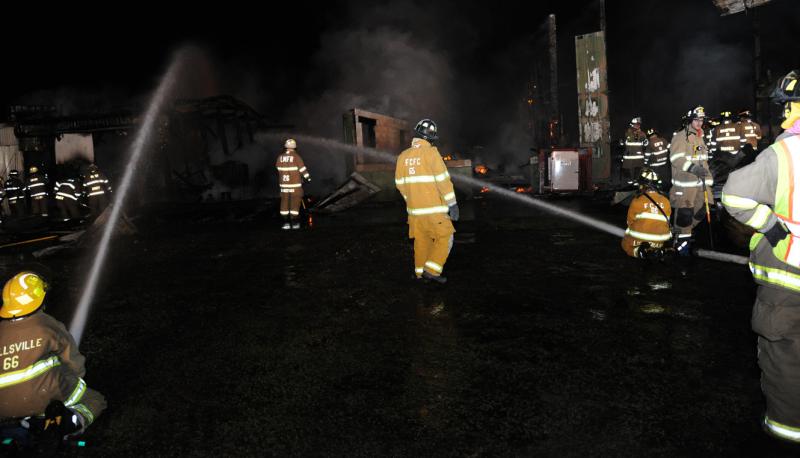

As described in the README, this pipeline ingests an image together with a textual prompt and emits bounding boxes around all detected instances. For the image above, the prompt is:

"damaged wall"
[0,125,24,178]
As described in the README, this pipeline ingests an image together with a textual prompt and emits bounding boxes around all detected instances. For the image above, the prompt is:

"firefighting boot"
[674,233,693,257]
[422,271,447,284]
[661,246,677,260]
[32,400,81,454]
[281,217,291,230]
[636,243,665,261]
[291,219,301,230]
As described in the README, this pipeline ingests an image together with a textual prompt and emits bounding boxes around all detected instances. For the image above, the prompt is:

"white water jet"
[259,133,753,264]
[258,133,625,238]
[69,52,185,344]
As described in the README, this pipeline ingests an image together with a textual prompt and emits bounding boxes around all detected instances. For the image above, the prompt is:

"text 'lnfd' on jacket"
[276,150,309,190]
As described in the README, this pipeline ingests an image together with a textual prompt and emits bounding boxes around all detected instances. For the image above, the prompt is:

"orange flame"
[480,186,490,193]
[474,165,488,175]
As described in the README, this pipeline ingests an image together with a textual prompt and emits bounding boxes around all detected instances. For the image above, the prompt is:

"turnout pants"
[30,196,47,216]
[409,214,455,278]
[56,197,81,219]
[669,185,708,237]
[717,152,743,170]
[753,286,800,432]
[650,165,671,192]
[621,164,643,186]
[89,194,108,216]
[280,188,303,221]
[7,199,23,217]
[0,377,106,428]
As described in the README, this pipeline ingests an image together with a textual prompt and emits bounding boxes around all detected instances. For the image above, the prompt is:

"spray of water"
[69,53,184,344]
[258,133,625,238]
[259,133,753,264]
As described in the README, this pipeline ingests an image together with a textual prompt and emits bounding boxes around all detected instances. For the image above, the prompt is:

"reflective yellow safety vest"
[721,134,800,291]
[760,135,800,268]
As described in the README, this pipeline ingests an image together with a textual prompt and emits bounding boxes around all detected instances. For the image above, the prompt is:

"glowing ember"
[474,165,488,175]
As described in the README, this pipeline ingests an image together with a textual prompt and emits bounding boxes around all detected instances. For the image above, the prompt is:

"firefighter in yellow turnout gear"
[622,169,672,259]
[276,138,310,230]
[0,272,106,436]
[722,70,800,444]
[395,119,459,284]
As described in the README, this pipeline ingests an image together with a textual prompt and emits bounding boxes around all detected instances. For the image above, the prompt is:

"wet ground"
[13,194,800,456]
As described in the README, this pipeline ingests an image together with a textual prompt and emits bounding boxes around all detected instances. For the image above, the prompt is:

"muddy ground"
[8,194,800,457]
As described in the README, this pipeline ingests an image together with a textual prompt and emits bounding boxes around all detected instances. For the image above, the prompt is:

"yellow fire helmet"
[284,138,297,150]
[0,272,48,319]
[29,166,38,174]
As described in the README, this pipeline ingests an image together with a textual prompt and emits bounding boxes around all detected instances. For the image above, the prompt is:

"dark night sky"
[2,0,799,164]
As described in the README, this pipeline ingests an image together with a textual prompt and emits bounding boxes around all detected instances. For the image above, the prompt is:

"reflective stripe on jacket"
[0,312,88,419]
[83,172,110,197]
[395,138,457,216]
[711,122,746,155]
[670,127,713,188]
[722,132,800,292]
[54,180,79,200]
[740,120,762,148]
[26,174,48,198]
[622,127,646,163]
[624,190,672,243]
[644,136,669,167]
[275,150,309,189]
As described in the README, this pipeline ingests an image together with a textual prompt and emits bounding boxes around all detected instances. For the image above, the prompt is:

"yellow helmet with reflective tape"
[0,272,48,319]
[284,138,297,150]
[638,167,659,187]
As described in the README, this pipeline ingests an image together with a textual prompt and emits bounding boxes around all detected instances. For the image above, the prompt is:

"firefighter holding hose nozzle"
[621,168,672,260]
[0,272,106,440]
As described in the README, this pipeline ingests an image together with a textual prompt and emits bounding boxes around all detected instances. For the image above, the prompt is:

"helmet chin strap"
[787,117,800,135]
[783,102,800,132]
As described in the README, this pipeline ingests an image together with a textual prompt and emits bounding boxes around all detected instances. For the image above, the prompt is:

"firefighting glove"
[764,221,789,248]
[687,164,708,178]
[448,203,460,222]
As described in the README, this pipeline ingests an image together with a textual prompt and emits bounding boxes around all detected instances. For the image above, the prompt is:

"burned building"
[5,96,285,207]
[341,108,472,202]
